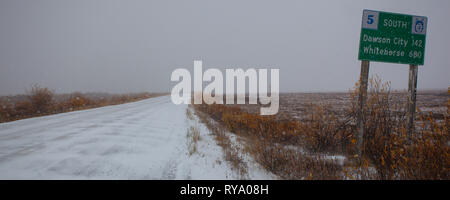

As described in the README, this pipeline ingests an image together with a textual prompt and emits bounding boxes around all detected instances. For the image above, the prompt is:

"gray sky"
[0,0,449,95]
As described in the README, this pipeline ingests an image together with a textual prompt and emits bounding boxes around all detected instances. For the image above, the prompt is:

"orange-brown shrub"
[68,93,94,110]
[249,139,343,180]
[299,104,355,154]
[348,78,449,180]
[194,103,344,179]
[27,85,53,114]
[0,86,165,123]
[193,78,449,180]
[196,103,301,144]
[13,101,34,117]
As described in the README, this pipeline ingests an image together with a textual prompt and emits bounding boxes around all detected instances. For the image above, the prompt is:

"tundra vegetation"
[193,78,449,180]
[0,84,165,123]
[186,126,201,155]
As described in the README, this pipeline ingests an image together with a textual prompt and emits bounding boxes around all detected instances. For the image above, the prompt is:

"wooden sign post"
[357,60,369,157]
[357,10,427,158]
[407,65,418,141]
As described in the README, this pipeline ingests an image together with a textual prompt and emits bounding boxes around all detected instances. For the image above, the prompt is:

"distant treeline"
[0,85,166,123]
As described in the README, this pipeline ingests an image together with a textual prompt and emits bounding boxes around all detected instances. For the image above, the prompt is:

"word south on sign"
[358,10,427,65]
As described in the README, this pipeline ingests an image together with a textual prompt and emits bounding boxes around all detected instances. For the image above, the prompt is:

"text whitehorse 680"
[170,60,280,115]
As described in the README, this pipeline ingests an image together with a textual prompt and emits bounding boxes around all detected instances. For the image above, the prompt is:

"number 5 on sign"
[362,10,379,30]
[367,15,374,24]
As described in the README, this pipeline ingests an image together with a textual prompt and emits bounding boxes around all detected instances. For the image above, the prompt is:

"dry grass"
[0,85,165,123]
[248,139,343,180]
[186,126,201,155]
[349,79,449,179]
[194,103,343,179]
[193,78,449,180]
[186,108,194,120]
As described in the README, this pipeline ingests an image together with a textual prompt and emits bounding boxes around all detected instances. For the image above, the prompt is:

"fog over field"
[0,0,449,95]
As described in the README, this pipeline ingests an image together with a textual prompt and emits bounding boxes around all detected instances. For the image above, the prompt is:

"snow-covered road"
[0,96,191,179]
[0,96,274,180]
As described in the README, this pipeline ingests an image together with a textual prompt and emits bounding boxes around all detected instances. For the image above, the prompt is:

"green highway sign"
[358,10,428,65]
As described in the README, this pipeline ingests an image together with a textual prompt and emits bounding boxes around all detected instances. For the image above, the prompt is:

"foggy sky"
[0,0,449,95]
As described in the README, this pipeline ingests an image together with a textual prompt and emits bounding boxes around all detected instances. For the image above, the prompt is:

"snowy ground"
[184,107,277,180]
[0,96,274,180]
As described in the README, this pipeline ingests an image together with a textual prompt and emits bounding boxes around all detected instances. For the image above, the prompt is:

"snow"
[0,96,274,180]
[184,107,277,180]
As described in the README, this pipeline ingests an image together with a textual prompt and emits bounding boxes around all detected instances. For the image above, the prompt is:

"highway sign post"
[357,10,428,157]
